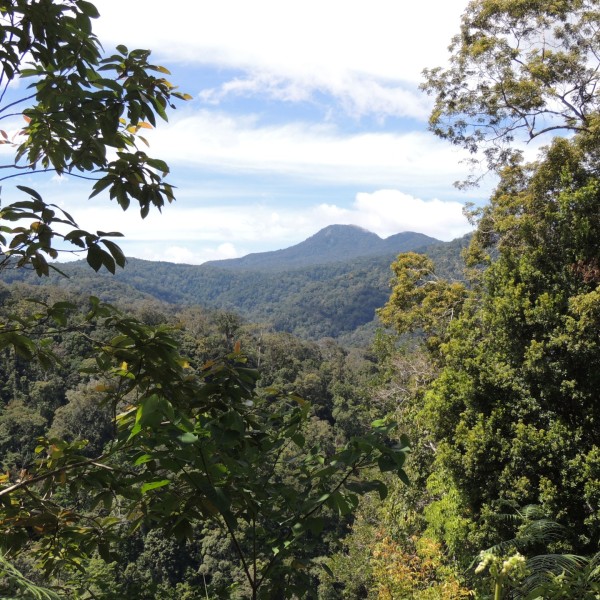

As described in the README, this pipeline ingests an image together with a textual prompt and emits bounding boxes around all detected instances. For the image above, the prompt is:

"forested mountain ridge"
[0,229,469,341]
[204,225,439,271]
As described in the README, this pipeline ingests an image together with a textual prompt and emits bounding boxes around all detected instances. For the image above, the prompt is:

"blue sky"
[5,0,499,264]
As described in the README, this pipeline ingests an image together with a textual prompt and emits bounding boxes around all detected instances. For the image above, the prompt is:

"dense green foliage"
[422,134,600,557]
[322,135,600,596]
[0,283,408,598]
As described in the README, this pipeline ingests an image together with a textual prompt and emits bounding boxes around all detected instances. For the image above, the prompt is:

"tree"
[416,134,600,571]
[0,0,190,277]
[422,0,600,181]
[377,252,467,355]
[372,1,600,587]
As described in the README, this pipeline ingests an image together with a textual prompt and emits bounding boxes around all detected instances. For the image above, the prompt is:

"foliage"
[328,2,600,597]
[0,0,189,276]
[377,252,467,354]
[374,1,600,582]
[412,2,600,569]
[0,301,409,597]
[420,137,600,564]
[475,550,529,600]
[472,506,600,600]
[518,552,600,599]
[371,535,472,599]
[0,0,189,378]
[0,237,470,342]
[422,0,600,181]
[0,550,61,599]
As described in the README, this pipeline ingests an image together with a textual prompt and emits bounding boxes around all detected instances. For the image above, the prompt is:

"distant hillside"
[204,225,439,271]
[0,227,470,342]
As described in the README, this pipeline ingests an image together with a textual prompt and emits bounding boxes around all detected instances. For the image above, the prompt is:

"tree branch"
[0,454,111,499]
[0,169,100,183]
[0,94,36,116]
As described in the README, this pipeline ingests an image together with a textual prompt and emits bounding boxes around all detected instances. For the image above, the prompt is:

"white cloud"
[198,71,429,120]
[351,189,470,239]
[94,0,466,81]
[2,1,480,266]
[307,191,471,241]
[59,187,470,264]
[199,74,314,105]
[131,242,240,264]
[144,109,475,193]
[93,0,468,119]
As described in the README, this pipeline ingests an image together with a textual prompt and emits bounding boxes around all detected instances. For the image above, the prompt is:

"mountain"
[0,227,470,342]
[204,225,439,271]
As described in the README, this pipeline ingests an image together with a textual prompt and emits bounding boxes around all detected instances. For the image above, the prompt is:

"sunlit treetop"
[422,0,600,184]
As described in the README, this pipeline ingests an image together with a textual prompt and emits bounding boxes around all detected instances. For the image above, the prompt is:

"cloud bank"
[60,187,472,264]
[93,0,467,119]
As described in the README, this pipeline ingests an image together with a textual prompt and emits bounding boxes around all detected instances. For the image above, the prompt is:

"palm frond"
[0,553,61,600]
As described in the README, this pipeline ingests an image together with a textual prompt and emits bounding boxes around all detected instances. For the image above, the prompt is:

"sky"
[5,0,497,264]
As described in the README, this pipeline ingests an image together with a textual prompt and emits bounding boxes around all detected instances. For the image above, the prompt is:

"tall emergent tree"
[389,0,600,580]
[0,2,410,597]
[419,136,600,558]
[422,0,600,180]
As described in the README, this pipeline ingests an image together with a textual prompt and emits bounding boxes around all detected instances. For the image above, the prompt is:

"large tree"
[422,0,600,181]
[358,0,600,591]
[420,135,600,558]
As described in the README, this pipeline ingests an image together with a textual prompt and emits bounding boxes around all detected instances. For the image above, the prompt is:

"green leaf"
[397,469,410,485]
[377,453,397,473]
[101,239,126,268]
[134,453,153,466]
[89,177,112,199]
[78,0,100,18]
[291,433,305,448]
[221,410,245,434]
[321,562,334,578]
[141,479,170,494]
[16,185,43,201]
[86,244,103,271]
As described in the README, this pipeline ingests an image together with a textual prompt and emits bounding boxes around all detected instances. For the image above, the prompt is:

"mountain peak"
[204,224,440,271]
[304,224,380,245]
[315,224,373,234]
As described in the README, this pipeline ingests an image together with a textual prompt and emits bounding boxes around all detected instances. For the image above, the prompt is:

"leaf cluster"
[422,0,600,180]
[0,0,190,273]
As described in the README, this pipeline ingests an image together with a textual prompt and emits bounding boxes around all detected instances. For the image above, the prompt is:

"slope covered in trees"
[0,282,397,598]
[0,231,469,341]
